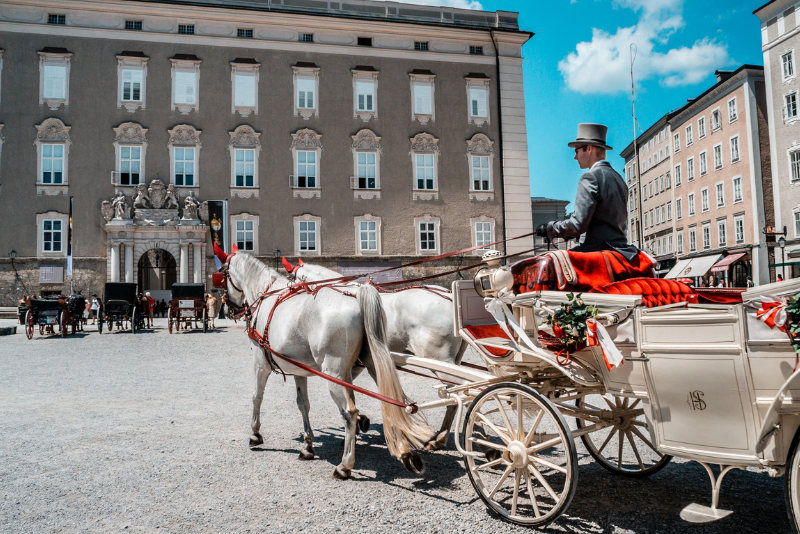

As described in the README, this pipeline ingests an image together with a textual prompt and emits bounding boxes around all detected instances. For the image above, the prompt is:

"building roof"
[754,0,779,15]
[531,197,569,205]
[129,0,531,34]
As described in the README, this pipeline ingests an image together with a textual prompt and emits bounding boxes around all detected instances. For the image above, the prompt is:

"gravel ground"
[0,317,793,534]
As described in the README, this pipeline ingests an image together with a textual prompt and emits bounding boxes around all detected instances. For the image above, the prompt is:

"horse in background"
[285,258,469,450]
[220,250,431,478]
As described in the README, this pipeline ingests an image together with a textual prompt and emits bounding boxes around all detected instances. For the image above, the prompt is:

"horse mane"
[232,253,287,299]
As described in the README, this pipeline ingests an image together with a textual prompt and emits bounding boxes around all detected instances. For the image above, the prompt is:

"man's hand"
[535,223,548,238]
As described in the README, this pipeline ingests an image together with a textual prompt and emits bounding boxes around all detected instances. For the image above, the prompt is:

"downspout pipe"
[490,30,507,255]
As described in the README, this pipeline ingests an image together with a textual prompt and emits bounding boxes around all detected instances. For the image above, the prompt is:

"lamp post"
[273,248,281,270]
[8,249,28,295]
[780,236,787,281]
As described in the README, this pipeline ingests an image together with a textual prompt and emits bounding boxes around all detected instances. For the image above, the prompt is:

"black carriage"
[22,295,81,339]
[167,283,208,333]
[99,282,140,334]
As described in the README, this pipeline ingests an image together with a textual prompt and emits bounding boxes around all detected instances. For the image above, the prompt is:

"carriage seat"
[510,250,656,294]
[592,278,744,307]
[461,324,512,358]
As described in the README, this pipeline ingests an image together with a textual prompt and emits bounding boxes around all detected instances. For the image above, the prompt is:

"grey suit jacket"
[547,161,638,260]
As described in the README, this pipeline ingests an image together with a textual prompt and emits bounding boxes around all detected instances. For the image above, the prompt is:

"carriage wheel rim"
[463,383,577,526]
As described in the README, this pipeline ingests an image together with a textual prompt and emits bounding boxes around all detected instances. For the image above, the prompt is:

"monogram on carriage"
[210,123,800,531]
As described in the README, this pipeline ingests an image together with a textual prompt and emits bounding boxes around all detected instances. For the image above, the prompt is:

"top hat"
[568,123,613,151]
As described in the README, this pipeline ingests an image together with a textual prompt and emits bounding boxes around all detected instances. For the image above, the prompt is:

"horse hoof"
[400,453,426,475]
[357,415,370,434]
[425,432,449,451]
[333,467,351,479]
[249,434,264,448]
[298,449,315,460]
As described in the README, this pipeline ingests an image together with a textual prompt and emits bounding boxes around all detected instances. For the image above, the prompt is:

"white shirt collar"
[591,159,608,170]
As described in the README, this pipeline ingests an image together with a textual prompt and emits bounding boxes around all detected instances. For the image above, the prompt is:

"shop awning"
[665,259,692,279]
[665,254,723,279]
[710,253,747,272]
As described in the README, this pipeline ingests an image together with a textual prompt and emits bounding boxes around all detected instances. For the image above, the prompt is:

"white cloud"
[559,0,730,94]
[385,0,483,9]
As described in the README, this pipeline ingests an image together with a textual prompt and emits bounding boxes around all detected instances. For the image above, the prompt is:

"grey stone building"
[0,0,534,304]
[530,196,569,250]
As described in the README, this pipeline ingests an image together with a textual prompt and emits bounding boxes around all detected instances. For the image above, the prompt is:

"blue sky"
[395,0,764,210]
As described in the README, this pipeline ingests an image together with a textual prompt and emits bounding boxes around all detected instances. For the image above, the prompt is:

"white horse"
[222,251,431,478]
[285,259,469,450]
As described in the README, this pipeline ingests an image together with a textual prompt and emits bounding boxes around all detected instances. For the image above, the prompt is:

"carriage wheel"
[462,383,578,527]
[202,309,208,333]
[575,394,671,477]
[131,307,137,334]
[25,311,34,340]
[168,310,174,334]
[785,428,800,533]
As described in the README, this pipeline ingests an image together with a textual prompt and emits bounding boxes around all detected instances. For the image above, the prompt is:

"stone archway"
[137,248,177,303]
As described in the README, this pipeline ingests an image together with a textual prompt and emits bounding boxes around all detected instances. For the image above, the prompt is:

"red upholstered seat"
[593,278,697,307]
[462,324,512,358]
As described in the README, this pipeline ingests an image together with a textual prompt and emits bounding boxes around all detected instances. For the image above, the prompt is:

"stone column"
[110,244,120,282]
[124,244,134,283]
[193,244,202,283]
[180,243,188,283]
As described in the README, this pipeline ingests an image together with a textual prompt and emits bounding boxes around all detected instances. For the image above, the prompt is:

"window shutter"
[470,87,486,117]
[176,71,195,104]
[44,65,66,99]
[414,83,432,115]
[234,74,255,107]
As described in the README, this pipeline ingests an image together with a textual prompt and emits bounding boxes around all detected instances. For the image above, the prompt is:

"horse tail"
[357,284,431,458]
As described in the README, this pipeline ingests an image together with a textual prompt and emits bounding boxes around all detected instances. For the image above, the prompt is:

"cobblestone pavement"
[0,318,793,533]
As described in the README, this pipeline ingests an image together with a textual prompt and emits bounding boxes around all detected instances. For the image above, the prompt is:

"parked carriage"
[22,295,82,339]
[99,282,140,334]
[167,283,208,333]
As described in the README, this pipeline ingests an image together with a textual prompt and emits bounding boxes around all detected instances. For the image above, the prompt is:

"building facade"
[530,196,569,251]
[0,0,534,304]
[756,0,800,279]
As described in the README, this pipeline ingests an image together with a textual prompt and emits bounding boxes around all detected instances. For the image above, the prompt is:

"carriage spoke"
[630,424,660,454]
[617,430,624,469]
[489,465,515,500]
[476,413,512,444]
[517,394,524,441]
[524,469,541,518]
[603,396,618,411]
[474,457,505,472]
[493,394,517,439]
[528,454,568,474]
[511,470,522,517]
[527,436,564,454]
[628,398,641,411]
[527,464,559,502]
[471,437,508,452]
[626,430,645,470]
[524,409,545,446]
[596,427,618,455]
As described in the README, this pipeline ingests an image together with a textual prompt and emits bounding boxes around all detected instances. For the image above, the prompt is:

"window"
[730,135,740,163]
[676,198,682,220]
[413,82,433,117]
[237,28,253,38]
[667,202,672,220]
[178,24,194,34]
[410,70,436,124]
[699,151,707,175]
[686,124,693,146]
[674,132,680,152]
[644,212,648,228]
[356,152,376,189]
[678,232,684,254]
[470,46,483,55]
[35,118,71,193]
[297,78,315,110]
[299,221,317,251]
[300,33,314,42]
[711,109,721,131]
[48,14,65,25]
[714,144,723,170]
[356,80,375,112]
[716,182,724,207]
[359,220,378,252]
[234,149,255,187]
[687,157,695,181]
[125,20,142,30]
[735,216,745,243]
[231,59,260,117]
[39,48,72,109]
[173,147,195,186]
[420,221,436,250]
[293,63,319,119]
[121,68,142,102]
[472,156,491,191]
[474,221,493,250]
[357,37,372,47]
[171,55,201,114]
[728,98,738,122]
[112,122,147,187]
[688,193,695,215]
[350,129,381,199]
[689,227,697,252]
[791,148,800,181]
[784,51,795,79]
[795,211,800,237]
[703,223,711,249]
[415,41,429,51]
[235,220,254,251]
[119,146,142,186]
[733,176,742,203]
[675,164,682,186]
[649,182,653,197]
[718,220,727,247]
[787,92,798,120]
[470,87,487,118]
[661,204,666,222]
[116,53,148,112]
[698,117,706,139]
[660,176,665,192]
[296,150,316,188]
[41,144,64,184]
[701,188,709,212]
[415,154,435,190]
[42,219,63,252]
[168,127,201,188]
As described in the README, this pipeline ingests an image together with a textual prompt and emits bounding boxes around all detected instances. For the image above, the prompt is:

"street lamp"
[780,236,787,281]
[273,248,281,270]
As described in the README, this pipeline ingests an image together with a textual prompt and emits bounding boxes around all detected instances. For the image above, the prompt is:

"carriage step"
[680,503,733,523]
[0,326,18,336]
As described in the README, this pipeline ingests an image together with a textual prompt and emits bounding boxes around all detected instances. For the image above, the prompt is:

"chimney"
[715,70,733,83]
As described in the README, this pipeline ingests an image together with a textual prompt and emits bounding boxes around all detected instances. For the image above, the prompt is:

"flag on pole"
[66,196,73,276]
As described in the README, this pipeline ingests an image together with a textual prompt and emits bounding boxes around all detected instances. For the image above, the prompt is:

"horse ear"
[298,258,305,266]
[281,257,296,273]
[213,242,229,263]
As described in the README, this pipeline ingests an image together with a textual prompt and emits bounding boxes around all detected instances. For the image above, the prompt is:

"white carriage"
[391,259,800,530]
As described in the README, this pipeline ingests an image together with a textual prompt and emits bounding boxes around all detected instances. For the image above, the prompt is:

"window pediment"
[351,129,381,152]
[410,132,439,153]
[36,118,72,144]
[228,124,261,149]
[466,133,494,155]
[114,122,148,145]
[291,128,322,150]
[168,124,202,147]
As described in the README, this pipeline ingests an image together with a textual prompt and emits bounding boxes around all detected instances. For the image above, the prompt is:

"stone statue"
[100,200,113,222]
[198,201,208,222]
[165,184,180,210]
[148,180,168,209]
[183,190,199,220]
[111,191,128,219]
[132,183,151,209]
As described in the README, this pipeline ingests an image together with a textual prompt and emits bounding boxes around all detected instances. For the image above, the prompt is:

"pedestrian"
[717,278,726,288]
[90,294,99,325]
[145,292,154,328]
[778,274,785,282]
[746,276,755,288]
[219,294,226,320]
[206,293,218,329]
[84,297,91,325]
